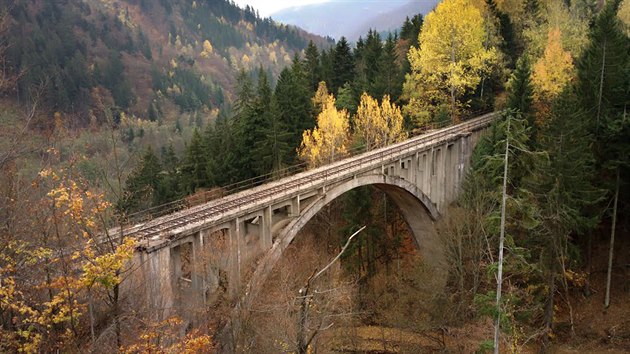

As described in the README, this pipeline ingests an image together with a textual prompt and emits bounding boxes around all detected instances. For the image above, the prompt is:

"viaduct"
[117,112,498,319]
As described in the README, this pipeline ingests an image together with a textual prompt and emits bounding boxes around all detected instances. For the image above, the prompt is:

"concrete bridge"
[122,112,497,319]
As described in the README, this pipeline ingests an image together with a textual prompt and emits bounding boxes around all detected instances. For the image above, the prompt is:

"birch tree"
[299,94,350,168]
[402,0,498,122]
[353,93,406,151]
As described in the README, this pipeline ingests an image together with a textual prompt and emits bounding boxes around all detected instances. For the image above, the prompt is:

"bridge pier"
[262,206,272,249]
[229,218,242,296]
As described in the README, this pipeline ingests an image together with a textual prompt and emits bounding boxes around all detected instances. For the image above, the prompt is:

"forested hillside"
[2,0,331,126]
[1,0,630,353]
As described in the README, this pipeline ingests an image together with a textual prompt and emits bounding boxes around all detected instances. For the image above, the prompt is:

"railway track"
[114,112,498,242]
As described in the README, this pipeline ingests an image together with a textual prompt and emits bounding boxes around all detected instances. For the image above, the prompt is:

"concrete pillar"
[419,152,428,194]
[429,147,438,204]
[262,206,272,249]
[410,153,418,185]
[459,134,472,197]
[198,230,207,304]
[143,248,174,320]
[291,195,301,217]
[444,143,453,204]
[438,144,448,211]
[192,233,203,305]
[229,218,242,296]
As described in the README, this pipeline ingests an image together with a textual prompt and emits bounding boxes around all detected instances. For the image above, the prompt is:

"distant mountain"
[271,0,439,41]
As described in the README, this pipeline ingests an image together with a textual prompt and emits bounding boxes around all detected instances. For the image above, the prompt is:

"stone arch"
[242,174,444,308]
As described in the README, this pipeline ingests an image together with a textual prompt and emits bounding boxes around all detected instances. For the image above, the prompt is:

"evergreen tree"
[205,113,241,187]
[319,47,335,90]
[117,147,163,215]
[576,0,629,133]
[400,14,423,48]
[181,129,208,193]
[332,37,355,94]
[336,82,358,115]
[274,60,314,163]
[400,17,414,41]
[249,67,275,177]
[506,56,535,143]
[304,40,321,90]
[232,68,257,181]
[375,33,402,101]
[254,98,293,178]
[521,90,602,338]
[486,0,517,66]
[363,30,383,85]
[158,144,183,205]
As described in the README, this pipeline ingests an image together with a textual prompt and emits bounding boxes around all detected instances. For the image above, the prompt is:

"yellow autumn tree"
[200,39,213,58]
[312,81,329,114]
[532,27,574,101]
[354,93,407,151]
[402,0,497,123]
[299,94,350,168]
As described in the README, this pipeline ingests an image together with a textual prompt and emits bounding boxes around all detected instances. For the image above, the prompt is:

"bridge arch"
[242,174,445,308]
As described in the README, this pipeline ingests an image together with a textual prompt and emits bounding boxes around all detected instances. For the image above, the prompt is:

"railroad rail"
[112,112,498,246]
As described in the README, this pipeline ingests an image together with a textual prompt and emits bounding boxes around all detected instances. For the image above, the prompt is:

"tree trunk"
[544,255,556,347]
[114,282,121,348]
[494,115,510,354]
[89,295,95,346]
[596,38,607,131]
[297,281,311,354]
[605,168,620,308]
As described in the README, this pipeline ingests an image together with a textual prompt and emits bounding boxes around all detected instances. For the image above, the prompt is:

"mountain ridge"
[271,0,439,41]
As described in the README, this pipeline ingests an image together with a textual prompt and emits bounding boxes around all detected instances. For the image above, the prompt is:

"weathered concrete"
[119,113,497,319]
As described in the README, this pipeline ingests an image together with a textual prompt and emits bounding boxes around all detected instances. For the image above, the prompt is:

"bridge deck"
[113,113,497,251]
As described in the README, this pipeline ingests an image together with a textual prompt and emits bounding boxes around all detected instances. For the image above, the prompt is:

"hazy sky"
[232,0,329,17]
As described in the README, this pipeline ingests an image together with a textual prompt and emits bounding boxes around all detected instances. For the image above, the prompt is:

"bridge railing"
[118,109,497,231]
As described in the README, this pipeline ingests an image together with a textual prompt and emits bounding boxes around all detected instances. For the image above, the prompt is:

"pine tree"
[206,113,241,187]
[157,144,183,205]
[486,0,517,66]
[576,0,629,133]
[506,56,534,116]
[335,82,357,115]
[117,147,163,215]
[304,40,321,90]
[332,37,355,94]
[521,89,602,338]
[506,56,536,143]
[255,98,293,178]
[375,33,402,101]
[319,48,334,90]
[181,129,208,193]
[274,59,314,163]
